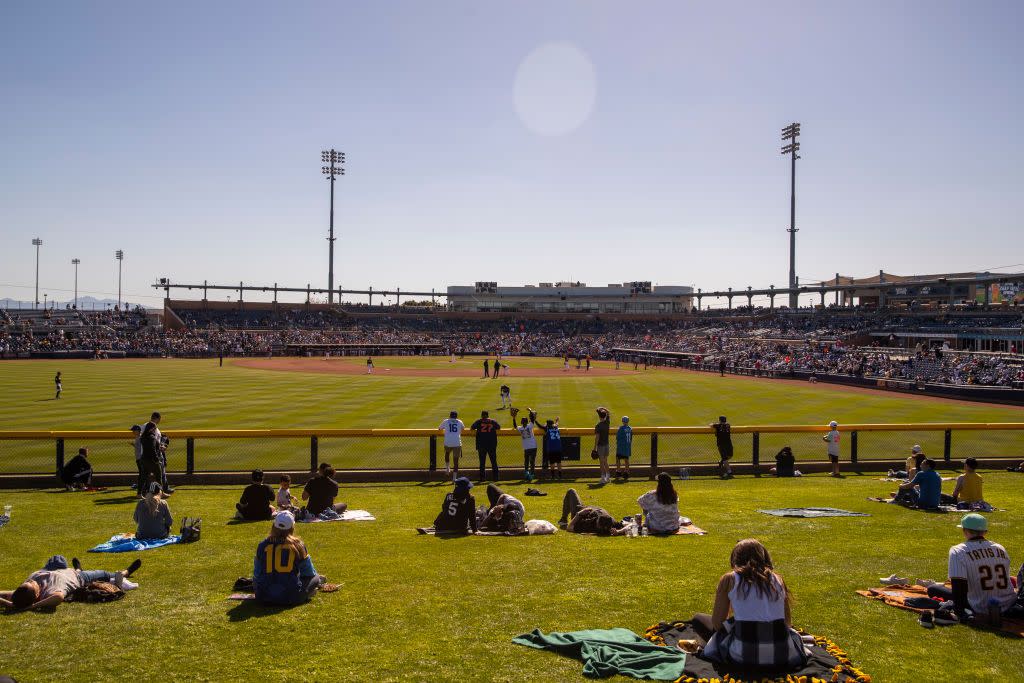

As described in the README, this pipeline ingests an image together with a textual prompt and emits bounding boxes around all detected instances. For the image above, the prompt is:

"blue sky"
[1,1,1022,308]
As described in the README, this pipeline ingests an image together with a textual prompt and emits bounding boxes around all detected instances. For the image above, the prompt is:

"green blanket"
[512,627,686,680]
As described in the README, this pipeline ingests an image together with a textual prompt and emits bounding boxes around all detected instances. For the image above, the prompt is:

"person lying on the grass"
[557,488,628,535]
[638,472,680,534]
[693,539,808,670]
[770,446,796,477]
[478,484,525,533]
[896,458,942,509]
[302,463,348,516]
[254,511,324,605]
[61,447,93,491]
[951,458,985,505]
[0,558,139,611]
[236,469,276,521]
[433,477,478,534]
[1007,461,1024,473]
[926,513,1024,622]
[134,479,172,540]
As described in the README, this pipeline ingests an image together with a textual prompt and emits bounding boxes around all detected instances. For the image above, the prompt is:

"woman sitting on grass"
[134,479,173,540]
[254,511,323,605]
[694,539,808,671]
[637,472,680,534]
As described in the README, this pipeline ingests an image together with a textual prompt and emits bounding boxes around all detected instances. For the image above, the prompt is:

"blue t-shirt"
[253,538,316,605]
[616,425,633,457]
[910,469,942,509]
[543,426,562,453]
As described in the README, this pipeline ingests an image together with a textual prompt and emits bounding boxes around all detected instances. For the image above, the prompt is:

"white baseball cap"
[829,420,838,428]
[273,510,295,530]
[912,444,922,453]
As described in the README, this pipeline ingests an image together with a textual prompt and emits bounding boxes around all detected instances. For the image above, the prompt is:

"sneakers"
[113,572,139,591]
[918,611,934,628]
[934,609,959,626]
[880,574,910,585]
[916,578,941,588]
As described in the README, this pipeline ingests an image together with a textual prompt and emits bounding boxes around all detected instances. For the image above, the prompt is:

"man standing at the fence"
[439,411,465,481]
[140,412,165,494]
[470,410,501,482]
[711,416,733,479]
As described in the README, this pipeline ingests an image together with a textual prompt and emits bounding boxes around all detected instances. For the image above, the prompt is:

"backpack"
[180,517,202,543]
[69,581,125,603]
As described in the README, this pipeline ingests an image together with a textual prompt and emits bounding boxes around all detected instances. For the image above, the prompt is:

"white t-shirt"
[825,429,840,456]
[439,418,465,448]
[517,424,537,450]
[727,572,787,622]
[637,491,680,533]
[948,538,1017,614]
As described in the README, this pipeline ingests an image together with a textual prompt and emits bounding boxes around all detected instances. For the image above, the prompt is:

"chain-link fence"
[1,425,1021,476]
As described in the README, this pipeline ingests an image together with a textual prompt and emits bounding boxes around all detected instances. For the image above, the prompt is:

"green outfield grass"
[0,357,1022,473]
[1,474,1022,682]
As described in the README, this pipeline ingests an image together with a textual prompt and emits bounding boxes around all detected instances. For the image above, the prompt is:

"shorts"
[444,446,462,458]
[547,451,563,464]
[717,443,733,460]
[828,454,839,463]
[616,452,631,460]
[596,444,610,459]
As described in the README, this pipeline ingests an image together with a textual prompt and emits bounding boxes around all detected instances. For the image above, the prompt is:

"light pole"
[115,250,124,309]
[780,122,801,309]
[71,259,81,308]
[32,238,43,309]
[321,149,345,304]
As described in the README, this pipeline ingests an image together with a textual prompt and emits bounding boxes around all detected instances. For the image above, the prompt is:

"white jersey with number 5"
[948,538,1017,613]
[439,418,465,448]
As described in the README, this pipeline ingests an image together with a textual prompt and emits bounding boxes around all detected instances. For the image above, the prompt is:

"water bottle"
[987,598,1002,628]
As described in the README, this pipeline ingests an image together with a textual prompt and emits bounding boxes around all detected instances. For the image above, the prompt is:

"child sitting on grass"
[276,474,298,512]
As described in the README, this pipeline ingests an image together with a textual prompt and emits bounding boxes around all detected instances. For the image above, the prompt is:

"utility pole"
[321,149,345,304]
[115,250,124,309]
[72,258,81,308]
[32,238,43,309]
[780,122,801,309]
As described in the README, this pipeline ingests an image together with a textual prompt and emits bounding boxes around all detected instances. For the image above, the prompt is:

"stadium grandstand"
[4,280,1023,394]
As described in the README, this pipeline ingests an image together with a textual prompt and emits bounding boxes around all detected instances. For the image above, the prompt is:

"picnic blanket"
[89,533,182,553]
[643,621,872,683]
[417,527,527,536]
[856,584,1024,637]
[758,507,869,518]
[865,498,1000,513]
[513,627,687,681]
[877,477,955,482]
[0,514,9,529]
[298,509,376,523]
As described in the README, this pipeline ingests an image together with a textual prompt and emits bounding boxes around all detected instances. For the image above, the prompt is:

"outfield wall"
[1,423,1021,485]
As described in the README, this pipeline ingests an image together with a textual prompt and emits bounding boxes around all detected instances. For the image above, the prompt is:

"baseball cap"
[621,416,629,423]
[829,420,838,427]
[719,416,727,422]
[912,445,922,453]
[273,510,295,530]
[453,476,473,490]
[130,424,142,431]
[957,513,988,532]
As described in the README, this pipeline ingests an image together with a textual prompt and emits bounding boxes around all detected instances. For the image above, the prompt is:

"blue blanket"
[89,534,182,553]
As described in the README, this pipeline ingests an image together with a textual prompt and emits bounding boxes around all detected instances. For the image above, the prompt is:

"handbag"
[180,516,202,543]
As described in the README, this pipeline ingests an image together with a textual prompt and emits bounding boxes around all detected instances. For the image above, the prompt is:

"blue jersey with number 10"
[254,539,314,605]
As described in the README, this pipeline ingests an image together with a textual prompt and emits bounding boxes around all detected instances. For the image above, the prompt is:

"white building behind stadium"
[446,282,694,314]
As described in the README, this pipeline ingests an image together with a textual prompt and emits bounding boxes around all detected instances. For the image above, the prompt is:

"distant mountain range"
[1,296,156,311]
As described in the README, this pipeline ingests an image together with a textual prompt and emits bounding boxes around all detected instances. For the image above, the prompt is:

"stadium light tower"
[321,149,345,304]
[115,250,124,309]
[31,238,43,309]
[781,122,801,309]
[71,258,81,308]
